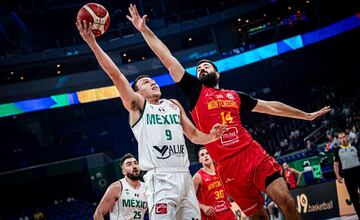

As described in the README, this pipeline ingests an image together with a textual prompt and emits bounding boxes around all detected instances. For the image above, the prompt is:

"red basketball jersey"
[284,169,297,189]
[196,169,231,215]
[191,87,253,162]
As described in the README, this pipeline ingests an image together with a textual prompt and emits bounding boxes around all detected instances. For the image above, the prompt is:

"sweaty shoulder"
[176,71,203,111]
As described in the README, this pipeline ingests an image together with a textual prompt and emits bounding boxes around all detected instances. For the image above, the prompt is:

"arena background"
[0,0,359,219]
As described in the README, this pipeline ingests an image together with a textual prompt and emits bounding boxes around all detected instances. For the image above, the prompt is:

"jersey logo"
[155,203,168,214]
[225,177,234,183]
[153,145,169,158]
[153,145,185,159]
[158,107,166,113]
[226,93,234,100]
[220,127,239,146]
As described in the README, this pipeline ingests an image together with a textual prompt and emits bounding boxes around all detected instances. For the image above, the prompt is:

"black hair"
[120,153,136,167]
[198,146,207,156]
[196,59,218,72]
[131,75,150,91]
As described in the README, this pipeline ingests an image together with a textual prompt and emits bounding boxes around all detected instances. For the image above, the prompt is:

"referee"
[333,131,360,218]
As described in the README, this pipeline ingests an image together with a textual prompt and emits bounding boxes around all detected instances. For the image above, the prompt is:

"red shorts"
[201,208,235,220]
[216,141,282,216]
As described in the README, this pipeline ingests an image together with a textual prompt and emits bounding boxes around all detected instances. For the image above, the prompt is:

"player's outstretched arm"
[127,4,185,82]
[290,168,303,186]
[170,99,227,144]
[252,100,331,121]
[75,20,144,113]
[93,182,121,220]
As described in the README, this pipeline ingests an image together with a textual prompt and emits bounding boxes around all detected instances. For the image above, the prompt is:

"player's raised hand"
[75,20,96,44]
[126,3,148,32]
[306,105,331,121]
[209,123,227,140]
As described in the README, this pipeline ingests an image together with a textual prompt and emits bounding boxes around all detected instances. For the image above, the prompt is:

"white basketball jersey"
[110,178,147,220]
[131,99,190,171]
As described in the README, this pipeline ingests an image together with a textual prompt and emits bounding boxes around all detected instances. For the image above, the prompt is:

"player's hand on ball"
[75,20,95,44]
[127,3,148,32]
[210,123,227,140]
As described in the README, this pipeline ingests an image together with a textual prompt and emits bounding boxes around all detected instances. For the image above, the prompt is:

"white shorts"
[143,168,200,220]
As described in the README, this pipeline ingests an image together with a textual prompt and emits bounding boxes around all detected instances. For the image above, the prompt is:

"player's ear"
[215,71,220,79]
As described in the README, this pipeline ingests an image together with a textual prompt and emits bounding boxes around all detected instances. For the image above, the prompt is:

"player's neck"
[202,165,215,175]
[147,97,160,105]
[125,177,140,189]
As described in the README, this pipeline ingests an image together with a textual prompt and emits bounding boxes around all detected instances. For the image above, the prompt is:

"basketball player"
[127,4,331,219]
[76,20,227,220]
[193,147,235,220]
[281,162,302,189]
[93,153,147,220]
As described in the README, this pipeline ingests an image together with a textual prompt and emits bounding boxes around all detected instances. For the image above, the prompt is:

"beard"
[126,170,142,181]
[199,71,218,88]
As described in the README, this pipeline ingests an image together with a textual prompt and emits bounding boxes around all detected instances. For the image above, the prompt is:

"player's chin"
[153,90,161,97]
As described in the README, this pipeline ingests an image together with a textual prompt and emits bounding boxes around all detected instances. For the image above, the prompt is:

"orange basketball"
[77,3,110,37]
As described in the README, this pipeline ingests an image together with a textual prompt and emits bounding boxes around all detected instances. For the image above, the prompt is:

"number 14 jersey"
[191,87,254,162]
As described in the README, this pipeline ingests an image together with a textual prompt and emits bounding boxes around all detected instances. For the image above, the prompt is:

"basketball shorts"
[143,168,201,220]
[216,141,282,216]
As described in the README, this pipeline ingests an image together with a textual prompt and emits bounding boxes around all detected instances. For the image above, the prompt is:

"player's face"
[338,133,349,146]
[122,158,141,180]
[196,62,219,88]
[136,77,161,99]
[199,148,213,166]
[282,162,289,169]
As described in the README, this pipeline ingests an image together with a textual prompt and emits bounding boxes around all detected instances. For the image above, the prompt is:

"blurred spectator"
[325,133,339,152]
[274,147,281,158]
[348,126,358,146]
[305,140,319,157]
[18,214,29,220]
[33,209,45,220]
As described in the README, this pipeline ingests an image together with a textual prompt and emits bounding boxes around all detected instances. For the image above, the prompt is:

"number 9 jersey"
[131,99,190,171]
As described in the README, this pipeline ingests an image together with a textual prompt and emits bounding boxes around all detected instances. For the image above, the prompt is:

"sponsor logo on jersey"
[214,201,228,212]
[220,127,239,146]
[155,203,168,214]
[153,144,185,159]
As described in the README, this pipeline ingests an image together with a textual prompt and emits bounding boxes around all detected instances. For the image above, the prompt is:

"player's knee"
[278,194,296,211]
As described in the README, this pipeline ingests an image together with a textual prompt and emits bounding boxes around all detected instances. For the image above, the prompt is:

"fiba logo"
[296,194,309,213]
